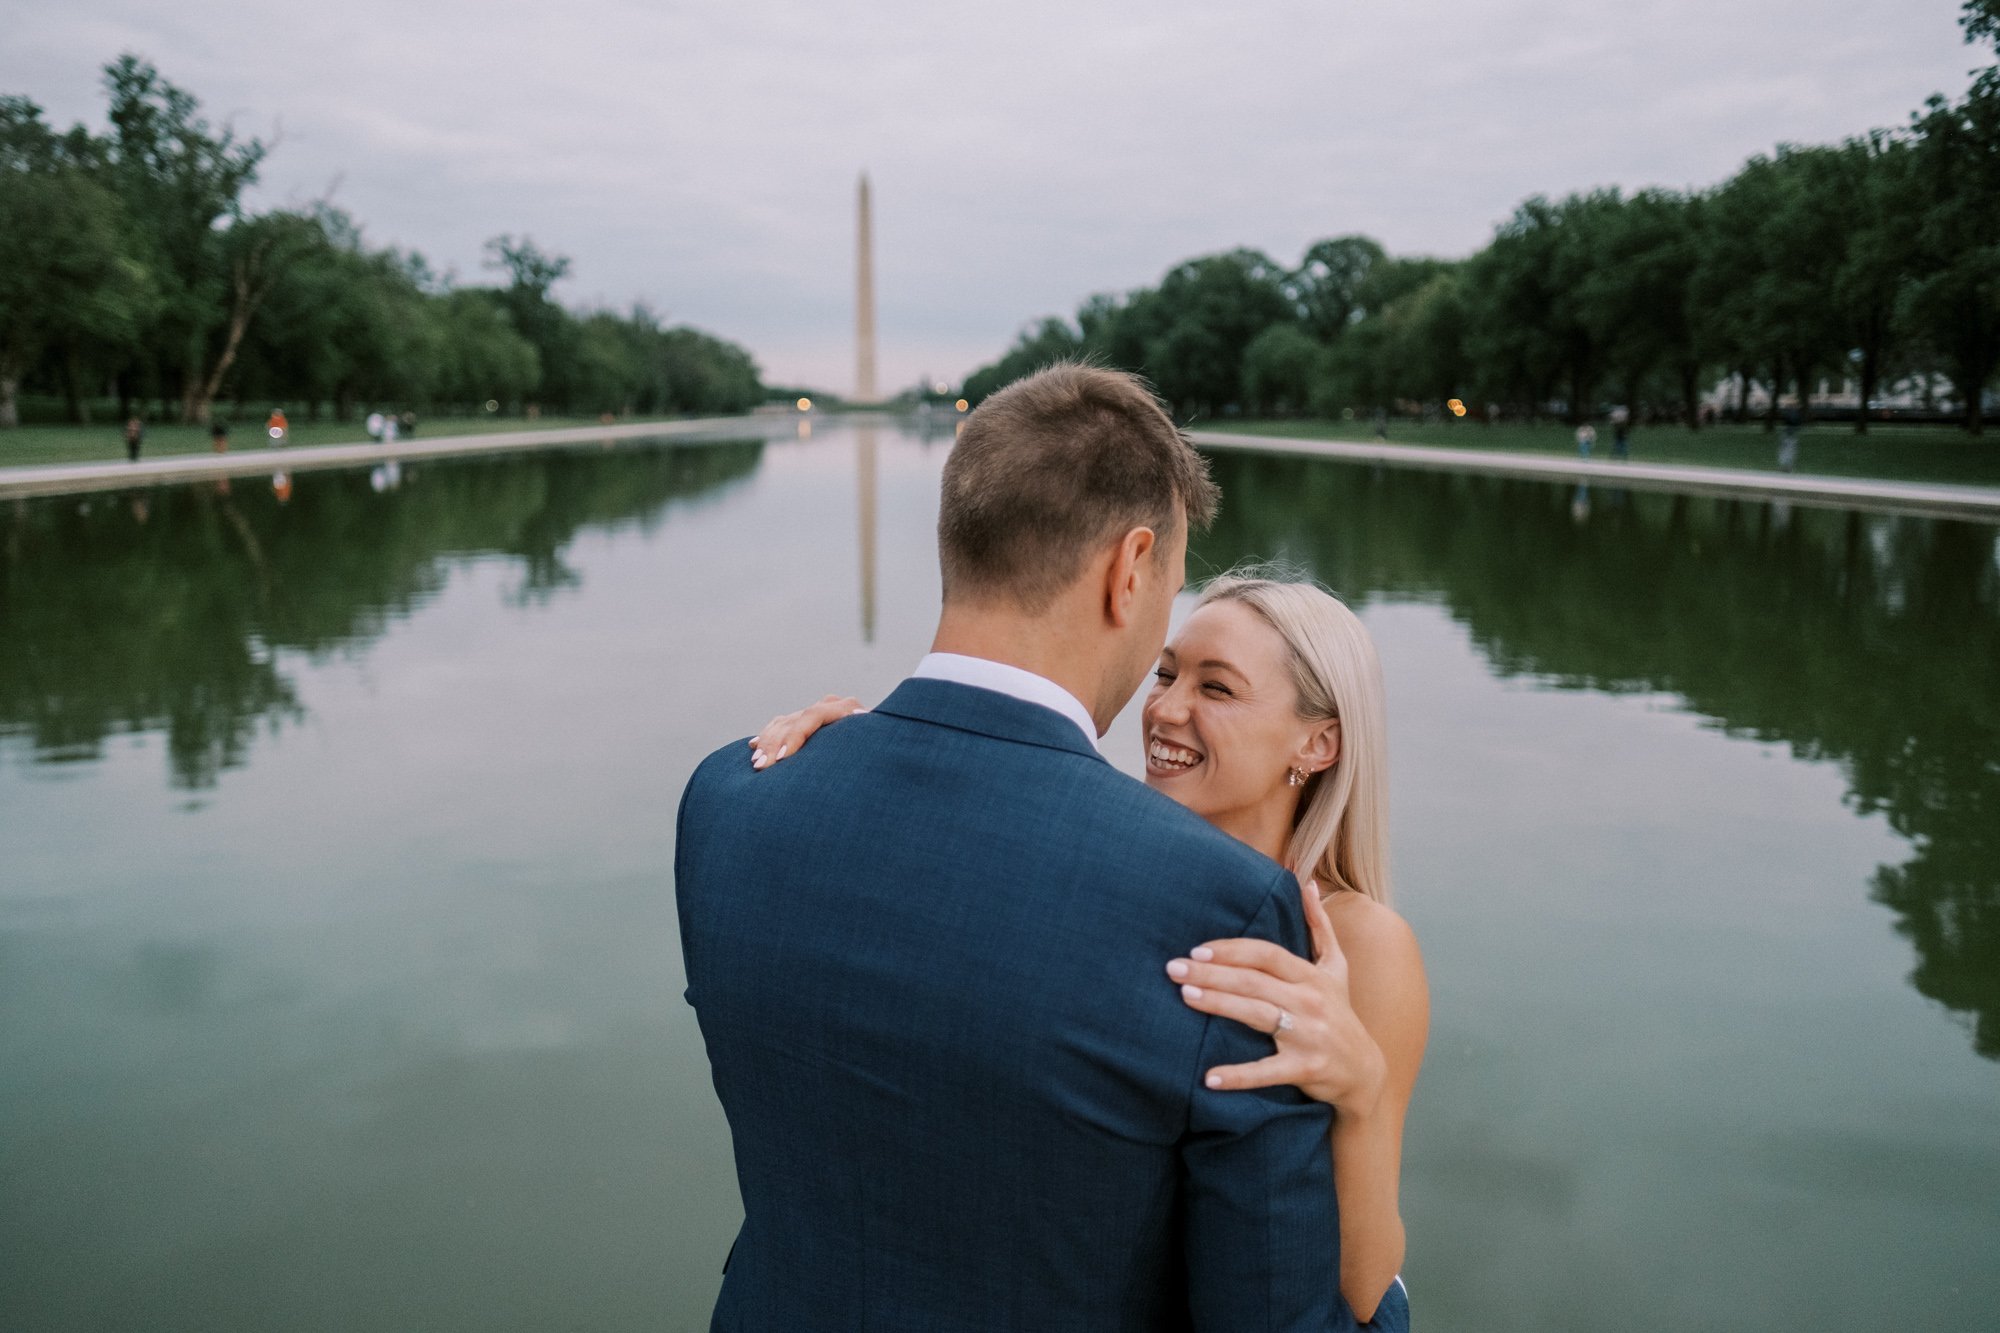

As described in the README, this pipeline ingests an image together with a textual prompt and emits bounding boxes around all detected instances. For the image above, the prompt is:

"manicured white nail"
[1191,946,1214,962]
[1205,1073,1222,1089]
[752,751,768,769]
[1166,960,1189,980]
[1181,984,1203,1001]
[775,744,788,760]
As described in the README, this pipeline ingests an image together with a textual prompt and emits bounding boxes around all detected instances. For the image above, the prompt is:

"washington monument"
[854,172,878,641]
[855,172,876,404]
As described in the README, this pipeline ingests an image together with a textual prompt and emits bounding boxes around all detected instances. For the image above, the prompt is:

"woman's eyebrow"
[1193,658,1245,676]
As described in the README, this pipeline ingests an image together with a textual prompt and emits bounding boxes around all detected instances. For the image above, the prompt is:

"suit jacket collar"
[874,678,1109,764]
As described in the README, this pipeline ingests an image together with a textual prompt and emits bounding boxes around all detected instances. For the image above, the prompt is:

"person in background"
[1778,407,1801,473]
[123,416,144,463]
[210,422,229,453]
[1575,422,1597,457]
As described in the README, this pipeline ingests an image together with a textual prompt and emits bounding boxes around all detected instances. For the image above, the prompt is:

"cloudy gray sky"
[5,1,1982,393]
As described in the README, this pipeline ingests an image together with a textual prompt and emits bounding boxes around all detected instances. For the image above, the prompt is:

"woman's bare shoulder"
[1321,890,1429,1053]
[1321,890,1422,971]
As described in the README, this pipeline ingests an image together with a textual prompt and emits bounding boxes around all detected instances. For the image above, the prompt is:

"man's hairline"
[941,506,1193,610]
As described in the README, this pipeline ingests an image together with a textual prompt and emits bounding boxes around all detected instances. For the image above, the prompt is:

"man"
[677,364,1357,1330]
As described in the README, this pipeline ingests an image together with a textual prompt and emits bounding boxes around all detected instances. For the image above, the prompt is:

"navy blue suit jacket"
[676,678,1354,1331]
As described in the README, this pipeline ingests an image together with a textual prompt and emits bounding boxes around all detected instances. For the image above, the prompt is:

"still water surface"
[2,420,1996,1331]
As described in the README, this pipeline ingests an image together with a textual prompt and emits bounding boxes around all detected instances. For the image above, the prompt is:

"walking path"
[1190,430,2000,525]
[0,415,785,500]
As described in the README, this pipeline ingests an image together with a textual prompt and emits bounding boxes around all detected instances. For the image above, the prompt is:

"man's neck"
[931,607,1103,730]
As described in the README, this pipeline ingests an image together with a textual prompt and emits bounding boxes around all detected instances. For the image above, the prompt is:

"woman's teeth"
[1148,740,1202,771]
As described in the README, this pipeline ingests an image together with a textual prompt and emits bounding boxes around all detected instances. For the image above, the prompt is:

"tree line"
[0,56,765,431]
[964,1,2000,435]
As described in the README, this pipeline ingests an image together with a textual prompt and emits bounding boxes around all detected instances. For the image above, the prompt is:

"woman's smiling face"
[1142,599,1315,826]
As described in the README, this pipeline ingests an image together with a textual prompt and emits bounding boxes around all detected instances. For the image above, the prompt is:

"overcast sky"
[5,2,1983,393]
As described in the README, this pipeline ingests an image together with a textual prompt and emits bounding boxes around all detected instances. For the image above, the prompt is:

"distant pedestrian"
[366,411,385,441]
[265,408,289,446]
[1575,423,1597,457]
[1610,406,1631,460]
[1372,408,1388,441]
[210,422,229,453]
[399,411,417,438]
[123,416,144,462]
[382,412,399,444]
[1777,407,1801,473]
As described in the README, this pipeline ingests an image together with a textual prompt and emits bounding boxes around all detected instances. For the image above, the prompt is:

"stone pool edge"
[0,415,797,500]
[1190,430,2000,526]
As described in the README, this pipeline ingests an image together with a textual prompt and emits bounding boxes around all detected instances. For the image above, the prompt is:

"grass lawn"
[0,415,688,470]
[1212,419,2000,488]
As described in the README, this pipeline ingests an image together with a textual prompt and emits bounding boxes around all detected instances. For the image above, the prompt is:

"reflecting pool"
[2,420,1996,1331]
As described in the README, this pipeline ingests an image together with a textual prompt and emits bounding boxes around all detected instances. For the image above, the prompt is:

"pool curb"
[7,417,1999,524]
[0,415,790,500]
[1190,431,2000,525]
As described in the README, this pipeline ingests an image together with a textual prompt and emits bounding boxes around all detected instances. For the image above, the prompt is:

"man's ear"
[1104,526,1158,628]
[1299,717,1342,774]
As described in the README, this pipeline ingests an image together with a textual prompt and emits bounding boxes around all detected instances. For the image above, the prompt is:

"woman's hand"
[748,695,866,770]
[1165,877,1387,1118]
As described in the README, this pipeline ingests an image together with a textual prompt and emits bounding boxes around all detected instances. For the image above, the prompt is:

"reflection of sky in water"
[1,424,1997,1331]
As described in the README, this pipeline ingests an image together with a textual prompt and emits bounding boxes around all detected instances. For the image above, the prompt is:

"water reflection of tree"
[1197,454,2000,1058]
[0,442,762,788]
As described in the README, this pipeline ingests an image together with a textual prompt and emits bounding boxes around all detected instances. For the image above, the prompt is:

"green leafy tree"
[432,290,541,410]
[1378,269,1470,408]
[1462,198,1576,415]
[1900,7,2000,436]
[1138,249,1295,416]
[483,234,576,409]
[1241,323,1325,416]
[1829,133,1919,433]
[1287,235,1386,342]
[0,97,148,430]
[99,55,267,422]
[1570,189,1704,427]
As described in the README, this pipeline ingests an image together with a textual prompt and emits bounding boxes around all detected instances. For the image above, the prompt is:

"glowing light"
[1447,399,1467,417]
[797,397,813,412]
[485,399,499,412]
[954,399,969,413]
[934,381,949,395]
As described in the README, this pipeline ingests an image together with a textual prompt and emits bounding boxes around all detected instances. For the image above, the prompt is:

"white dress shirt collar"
[912,652,1098,746]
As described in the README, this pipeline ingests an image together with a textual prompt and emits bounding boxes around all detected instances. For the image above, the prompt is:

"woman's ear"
[1299,717,1341,775]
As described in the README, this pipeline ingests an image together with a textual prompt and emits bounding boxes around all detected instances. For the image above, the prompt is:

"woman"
[750,573,1429,1327]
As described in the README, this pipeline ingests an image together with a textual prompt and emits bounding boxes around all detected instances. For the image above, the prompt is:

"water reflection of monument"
[855,172,878,642]
[857,427,877,642]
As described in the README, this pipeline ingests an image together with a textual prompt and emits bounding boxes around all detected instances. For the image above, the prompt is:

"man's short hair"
[938,364,1220,612]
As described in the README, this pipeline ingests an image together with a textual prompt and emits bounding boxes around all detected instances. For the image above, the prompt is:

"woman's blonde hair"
[1196,569,1392,903]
